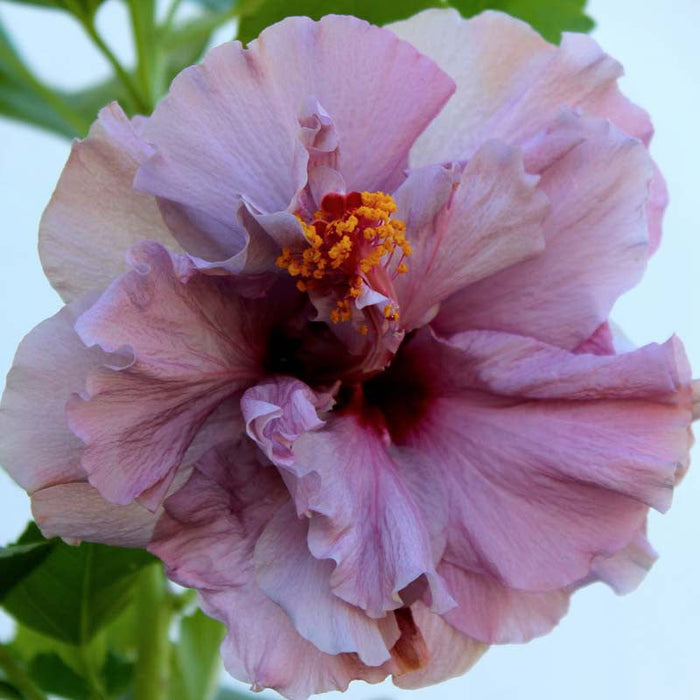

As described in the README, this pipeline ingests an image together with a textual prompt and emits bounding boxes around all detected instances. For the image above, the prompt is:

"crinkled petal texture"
[0,295,161,546]
[66,242,270,507]
[1,10,695,700]
[39,104,180,302]
[133,14,454,262]
[150,438,484,698]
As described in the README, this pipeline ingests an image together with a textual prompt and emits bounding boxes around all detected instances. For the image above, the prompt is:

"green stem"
[0,644,47,700]
[127,0,159,111]
[24,74,92,136]
[82,18,148,113]
[134,564,172,700]
[161,0,184,37]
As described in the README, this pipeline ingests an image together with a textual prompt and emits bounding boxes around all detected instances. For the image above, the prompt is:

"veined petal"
[32,481,158,548]
[151,439,390,699]
[393,142,547,331]
[389,9,653,165]
[39,103,180,302]
[392,602,487,689]
[391,329,692,591]
[439,561,570,645]
[241,376,451,618]
[66,242,268,506]
[435,113,653,348]
[255,502,400,666]
[0,296,103,493]
[135,15,454,220]
[295,413,453,618]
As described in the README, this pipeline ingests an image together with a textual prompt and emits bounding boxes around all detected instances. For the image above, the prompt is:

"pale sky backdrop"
[0,1,698,698]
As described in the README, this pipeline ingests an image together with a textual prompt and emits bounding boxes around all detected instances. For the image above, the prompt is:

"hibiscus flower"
[0,9,696,699]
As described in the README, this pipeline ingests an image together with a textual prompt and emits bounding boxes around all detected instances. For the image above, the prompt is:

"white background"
[0,1,698,698]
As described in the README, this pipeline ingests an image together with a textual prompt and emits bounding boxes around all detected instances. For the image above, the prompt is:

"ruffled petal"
[389,9,653,165]
[135,15,454,223]
[32,481,158,548]
[0,296,103,492]
[66,242,268,506]
[151,439,389,700]
[439,561,570,644]
[392,329,692,591]
[587,526,657,595]
[255,501,399,665]
[39,103,179,302]
[393,142,547,331]
[434,112,653,348]
[202,587,387,700]
[294,413,452,618]
[392,602,487,689]
[241,376,451,617]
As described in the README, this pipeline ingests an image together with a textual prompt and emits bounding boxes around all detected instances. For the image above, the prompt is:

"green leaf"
[28,653,91,699]
[450,0,593,43]
[102,651,134,697]
[0,17,89,136]
[185,0,237,10]
[0,681,22,699]
[236,0,440,44]
[0,524,55,601]
[0,1,108,19]
[1,531,156,646]
[214,688,264,700]
[171,610,226,700]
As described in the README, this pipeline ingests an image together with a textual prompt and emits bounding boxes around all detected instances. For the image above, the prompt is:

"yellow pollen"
[277,190,411,328]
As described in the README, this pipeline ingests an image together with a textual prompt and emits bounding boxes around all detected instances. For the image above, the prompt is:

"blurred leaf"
[2,529,156,646]
[0,18,84,136]
[170,610,226,700]
[28,653,91,699]
[237,0,440,44]
[186,0,237,10]
[0,681,21,699]
[450,0,593,43]
[0,1,108,18]
[0,524,55,601]
[236,0,592,45]
[102,651,134,697]
[214,689,263,700]
[11,622,106,680]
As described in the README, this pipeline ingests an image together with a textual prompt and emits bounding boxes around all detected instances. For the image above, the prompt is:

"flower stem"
[161,0,184,37]
[81,18,149,114]
[133,564,172,700]
[0,644,47,700]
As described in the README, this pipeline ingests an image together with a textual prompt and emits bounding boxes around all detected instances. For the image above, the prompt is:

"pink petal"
[439,561,570,644]
[392,602,487,689]
[31,481,158,548]
[151,439,389,699]
[394,329,692,591]
[389,9,653,166]
[393,142,547,331]
[135,15,454,219]
[39,103,179,303]
[241,376,451,618]
[255,501,400,665]
[434,112,653,348]
[587,526,658,595]
[66,242,267,506]
[202,587,387,700]
[295,413,453,618]
[0,296,104,492]
[242,377,332,471]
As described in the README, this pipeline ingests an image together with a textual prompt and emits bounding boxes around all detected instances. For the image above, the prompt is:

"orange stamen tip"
[278,190,410,324]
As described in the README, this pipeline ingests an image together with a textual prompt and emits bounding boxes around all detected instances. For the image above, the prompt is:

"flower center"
[276,191,411,330]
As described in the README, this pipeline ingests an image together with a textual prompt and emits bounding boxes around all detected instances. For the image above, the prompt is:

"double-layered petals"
[0,9,694,700]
